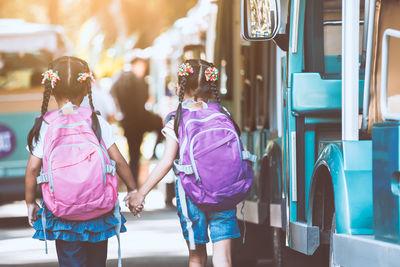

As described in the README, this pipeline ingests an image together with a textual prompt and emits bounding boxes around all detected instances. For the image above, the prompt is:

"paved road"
[0,191,271,267]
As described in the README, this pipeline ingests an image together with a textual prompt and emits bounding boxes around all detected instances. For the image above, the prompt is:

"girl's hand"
[125,191,145,216]
[25,154,42,226]
[123,190,136,207]
[27,202,40,227]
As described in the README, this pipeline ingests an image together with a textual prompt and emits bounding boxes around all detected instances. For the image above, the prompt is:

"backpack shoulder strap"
[43,106,93,124]
[206,102,220,109]
[164,111,176,126]
[77,106,93,120]
[42,110,59,124]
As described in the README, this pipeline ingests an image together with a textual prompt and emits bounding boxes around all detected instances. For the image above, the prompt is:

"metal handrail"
[361,0,376,131]
[291,0,300,54]
[380,28,400,121]
[322,20,364,26]
[342,0,360,141]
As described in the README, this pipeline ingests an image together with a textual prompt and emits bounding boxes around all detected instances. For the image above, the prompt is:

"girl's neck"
[56,98,83,109]
[183,96,206,110]
[183,96,205,102]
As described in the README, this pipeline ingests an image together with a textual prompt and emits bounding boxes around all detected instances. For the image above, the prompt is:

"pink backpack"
[37,106,118,221]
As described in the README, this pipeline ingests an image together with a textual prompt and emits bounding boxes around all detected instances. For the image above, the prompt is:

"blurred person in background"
[111,56,163,185]
[82,74,117,123]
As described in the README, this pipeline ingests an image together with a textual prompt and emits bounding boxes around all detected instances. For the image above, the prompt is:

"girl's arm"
[107,144,137,192]
[127,134,178,209]
[25,154,42,226]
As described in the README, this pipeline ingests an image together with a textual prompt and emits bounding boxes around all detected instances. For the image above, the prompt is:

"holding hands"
[124,190,146,216]
[123,132,179,218]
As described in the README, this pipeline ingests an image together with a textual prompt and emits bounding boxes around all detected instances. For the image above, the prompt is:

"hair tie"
[205,66,219,82]
[41,70,60,89]
[77,72,95,83]
[177,63,194,76]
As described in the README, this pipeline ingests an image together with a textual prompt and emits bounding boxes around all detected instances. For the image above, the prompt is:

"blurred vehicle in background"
[0,19,69,204]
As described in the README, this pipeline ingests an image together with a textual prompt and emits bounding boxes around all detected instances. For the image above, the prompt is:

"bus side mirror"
[241,0,280,41]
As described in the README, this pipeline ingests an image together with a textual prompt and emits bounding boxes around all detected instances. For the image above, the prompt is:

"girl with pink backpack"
[127,59,255,267]
[25,56,139,267]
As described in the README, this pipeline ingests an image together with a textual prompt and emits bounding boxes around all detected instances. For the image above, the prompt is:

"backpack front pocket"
[189,128,242,192]
[48,143,106,206]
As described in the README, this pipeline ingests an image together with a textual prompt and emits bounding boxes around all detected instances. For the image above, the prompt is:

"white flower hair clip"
[77,72,95,83]
[41,70,60,89]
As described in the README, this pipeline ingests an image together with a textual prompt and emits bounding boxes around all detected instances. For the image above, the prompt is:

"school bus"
[211,0,400,266]
[0,19,68,204]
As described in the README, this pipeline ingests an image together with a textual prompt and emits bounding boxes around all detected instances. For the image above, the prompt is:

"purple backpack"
[173,103,255,212]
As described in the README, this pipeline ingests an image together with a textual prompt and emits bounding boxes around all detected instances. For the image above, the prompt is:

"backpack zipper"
[43,121,91,156]
[180,113,227,160]
[189,127,242,182]
[47,142,106,193]
[184,113,226,129]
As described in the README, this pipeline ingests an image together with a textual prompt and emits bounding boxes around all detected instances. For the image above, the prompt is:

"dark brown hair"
[174,59,240,137]
[27,56,101,152]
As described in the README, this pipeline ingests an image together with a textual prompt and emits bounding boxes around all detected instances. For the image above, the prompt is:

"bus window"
[241,44,253,131]
[0,52,49,91]
[304,0,364,77]
[241,41,271,131]
[256,74,264,128]
[254,42,268,129]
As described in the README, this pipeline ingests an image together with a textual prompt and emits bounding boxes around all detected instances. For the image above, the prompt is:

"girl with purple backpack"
[25,56,139,267]
[127,59,255,267]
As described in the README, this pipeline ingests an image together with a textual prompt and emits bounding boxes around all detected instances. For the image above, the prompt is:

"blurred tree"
[47,0,59,25]
[0,0,198,70]
[0,0,47,23]
[0,0,197,48]
[121,0,197,48]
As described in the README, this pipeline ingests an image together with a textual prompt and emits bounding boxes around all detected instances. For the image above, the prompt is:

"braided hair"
[27,79,52,152]
[209,78,241,136]
[27,56,101,152]
[173,76,187,137]
[87,83,101,142]
[174,59,241,137]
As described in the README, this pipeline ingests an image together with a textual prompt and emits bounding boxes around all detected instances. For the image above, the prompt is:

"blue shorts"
[175,182,241,244]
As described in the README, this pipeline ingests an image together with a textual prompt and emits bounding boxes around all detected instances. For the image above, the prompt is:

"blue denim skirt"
[33,201,126,243]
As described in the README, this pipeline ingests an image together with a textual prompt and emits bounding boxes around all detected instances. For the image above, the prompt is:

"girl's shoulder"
[96,115,116,149]
[161,119,177,142]
[164,111,176,126]
[27,121,49,158]
[96,114,111,129]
